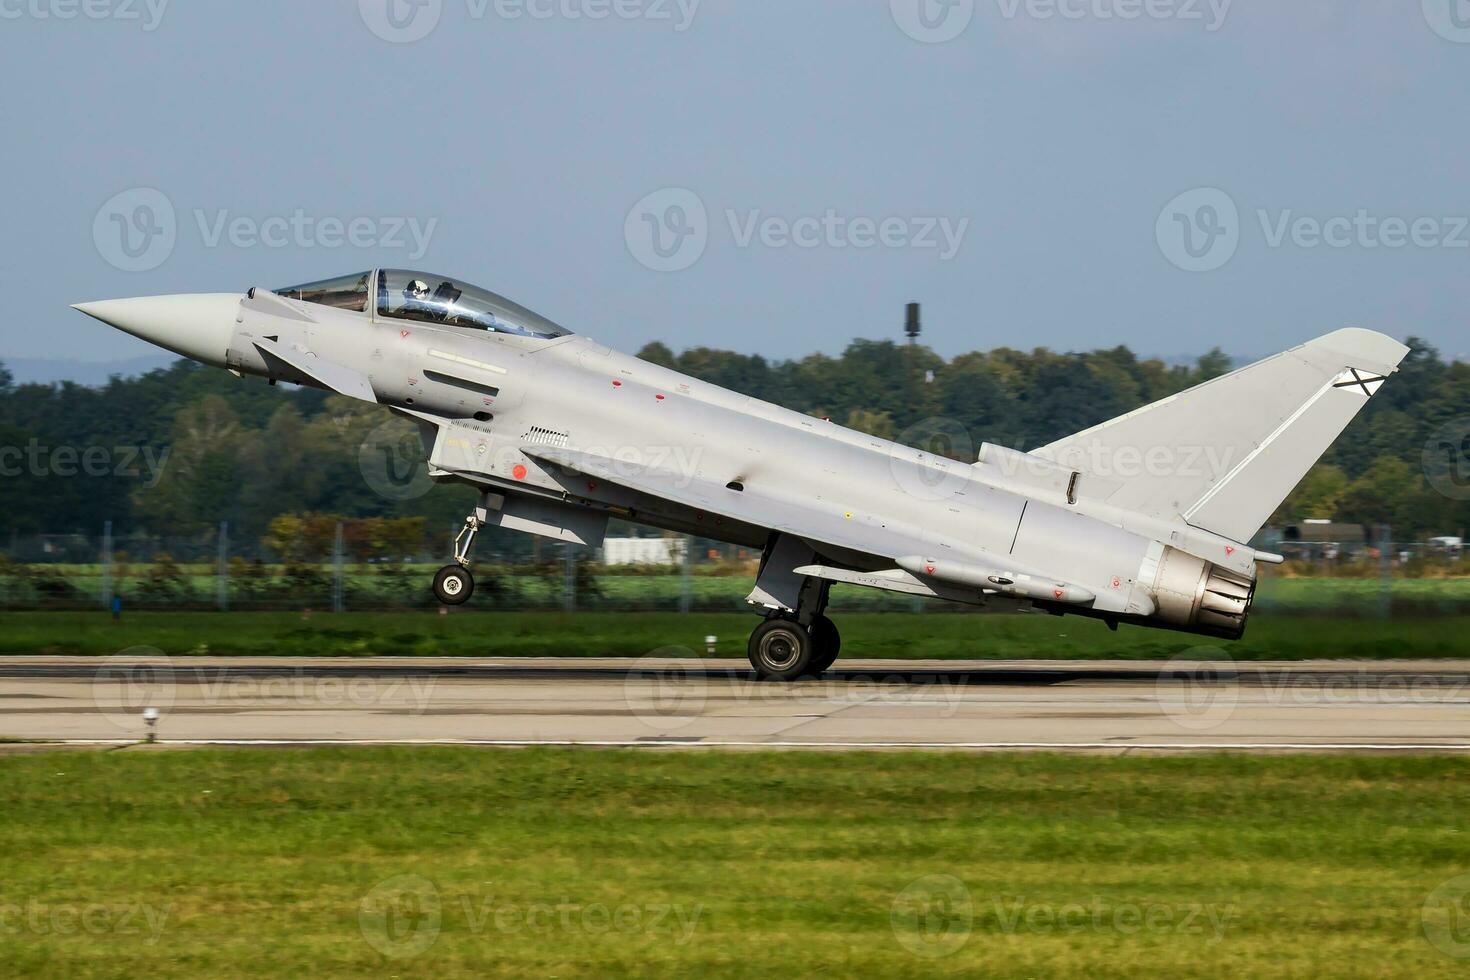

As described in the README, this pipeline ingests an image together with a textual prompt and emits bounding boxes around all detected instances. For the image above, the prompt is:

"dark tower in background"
[904,303,921,429]
[905,303,921,346]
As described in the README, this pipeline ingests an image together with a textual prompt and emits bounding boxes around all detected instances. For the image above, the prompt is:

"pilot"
[400,279,433,319]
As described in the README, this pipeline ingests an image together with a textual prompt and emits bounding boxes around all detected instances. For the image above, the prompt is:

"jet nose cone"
[72,293,242,368]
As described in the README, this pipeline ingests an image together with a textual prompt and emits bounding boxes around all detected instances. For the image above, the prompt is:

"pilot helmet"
[404,279,430,301]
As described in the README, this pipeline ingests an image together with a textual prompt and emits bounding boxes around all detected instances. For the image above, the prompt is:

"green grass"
[9,566,1470,614]
[0,609,1466,660]
[0,749,1468,977]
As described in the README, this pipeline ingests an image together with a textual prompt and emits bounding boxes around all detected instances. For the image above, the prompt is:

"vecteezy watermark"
[625,188,970,273]
[358,0,700,43]
[1028,439,1239,483]
[359,874,442,960]
[360,418,435,502]
[0,900,172,944]
[1158,187,1470,273]
[891,0,1232,42]
[1423,418,1470,502]
[1423,873,1470,959]
[359,0,443,43]
[624,651,970,733]
[1423,0,1470,44]
[1157,650,1469,733]
[887,417,978,503]
[93,188,176,273]
[358,874,704,959]
[890,874,974,958]
[890,0,975,43]
[987,894,1234,941]
[890,874,1235,958]
[993,0,1232,31]
[91,650,439,735]
[0,441,170,487]
[91,648,177,734]
[1155,650,1240,732]
[0,0,170,30]
[623,647,710,732]
[93,187,438,272]
[1156,187,1240,273]
[624,188,709,273]
[498,441,708,490]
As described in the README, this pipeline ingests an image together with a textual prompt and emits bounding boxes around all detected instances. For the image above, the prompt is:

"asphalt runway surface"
[3,656,1470,753]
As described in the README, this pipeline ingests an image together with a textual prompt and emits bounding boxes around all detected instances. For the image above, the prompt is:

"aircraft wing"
[525,445,1102,606]
[522,445,922,563]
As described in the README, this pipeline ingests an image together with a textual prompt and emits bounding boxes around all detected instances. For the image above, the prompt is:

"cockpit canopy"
[274,271,370,312]
[273,270,572,340]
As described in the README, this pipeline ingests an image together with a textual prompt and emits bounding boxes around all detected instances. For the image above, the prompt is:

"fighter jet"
[74,270,1408,679]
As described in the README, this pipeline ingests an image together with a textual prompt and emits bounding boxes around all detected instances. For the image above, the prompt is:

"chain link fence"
[0,526,1466,615]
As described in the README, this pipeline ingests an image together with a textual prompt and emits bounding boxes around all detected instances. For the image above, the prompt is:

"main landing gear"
[744,534,843,681]
[432,506,484,605]
[747,613,841,681]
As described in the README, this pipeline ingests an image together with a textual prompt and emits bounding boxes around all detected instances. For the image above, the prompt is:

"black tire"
[433,565,474,605]
[748,617,815,681]
[809,615,841,674]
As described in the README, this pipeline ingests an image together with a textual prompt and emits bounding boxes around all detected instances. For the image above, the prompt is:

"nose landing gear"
[432,506,484,606]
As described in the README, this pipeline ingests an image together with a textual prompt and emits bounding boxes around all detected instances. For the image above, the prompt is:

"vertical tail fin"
[1031,329,1410,543]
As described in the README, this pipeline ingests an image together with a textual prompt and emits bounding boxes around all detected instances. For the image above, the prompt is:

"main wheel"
[808,615,841,674]
[748,617,815,681]
[433,565,474,605]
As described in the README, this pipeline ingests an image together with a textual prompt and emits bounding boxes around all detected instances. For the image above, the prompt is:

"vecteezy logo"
[359,874,442,960]
[623,647,709,732]
[1156,187,1240,273]
[890,417,976,502]
[359,418,435,501]
[91,647,176,734]
[625,188,709,272]
[890,874,973,958]
[359,0,443,43]
[93,188,176,272]
[1423,0,1470,43]
[1423,874,1470,959]
[1156,649,1240,732]
[1423,419,1470,501]
[890,0,975,43]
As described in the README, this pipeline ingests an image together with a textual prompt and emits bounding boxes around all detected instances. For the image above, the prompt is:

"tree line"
[0,333,1465,550]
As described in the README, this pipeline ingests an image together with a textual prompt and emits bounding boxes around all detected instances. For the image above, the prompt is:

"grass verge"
[0,610,1466,660]
[1,748,1468,977]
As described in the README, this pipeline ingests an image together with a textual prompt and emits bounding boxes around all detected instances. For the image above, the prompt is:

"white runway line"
[44,738,1470,751]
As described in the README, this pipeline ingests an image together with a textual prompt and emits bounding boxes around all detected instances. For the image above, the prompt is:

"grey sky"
[4,0,1468,368]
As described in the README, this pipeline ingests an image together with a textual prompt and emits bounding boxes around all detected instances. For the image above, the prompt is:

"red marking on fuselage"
[512,464,528,480]
[1053,589,1065,599]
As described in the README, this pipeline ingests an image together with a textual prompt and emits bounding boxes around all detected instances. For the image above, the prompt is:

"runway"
[3,656,1470,753]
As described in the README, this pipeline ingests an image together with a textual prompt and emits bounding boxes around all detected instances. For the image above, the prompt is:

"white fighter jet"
[74,270,1408,679]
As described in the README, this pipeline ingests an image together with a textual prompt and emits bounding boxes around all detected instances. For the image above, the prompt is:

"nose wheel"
[433,564,474,605]
[434,505,485,606]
